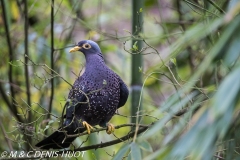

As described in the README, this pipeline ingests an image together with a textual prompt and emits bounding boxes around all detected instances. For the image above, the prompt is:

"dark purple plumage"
[35,40,129,149]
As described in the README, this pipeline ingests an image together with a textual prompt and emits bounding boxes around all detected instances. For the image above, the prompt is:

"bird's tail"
[35,129,77,149]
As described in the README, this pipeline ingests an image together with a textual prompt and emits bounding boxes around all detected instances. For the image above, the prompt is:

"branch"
[183,0,220,17]
[5,124,150,160]
[206,0,225,14]
[0,121,13,151]
[0,0,23,123]
[4,103,194,160]
[24,0,31,123]
[71,125,148,151]
[48,0,55,120]
[66,123,150,138]
[20,55,73,87]
[0,79,24,92]
[0,84,12,110]
[24,1,32,150]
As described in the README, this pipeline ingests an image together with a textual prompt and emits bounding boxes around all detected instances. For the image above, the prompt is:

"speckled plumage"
[35,40,129,149]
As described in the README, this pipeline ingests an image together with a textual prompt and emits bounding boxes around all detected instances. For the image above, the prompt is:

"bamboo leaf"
[139,140,153,152]
[141,92,197,139]
[113,144,130,160]
[133,41,138,51]
[165,66,240,159]
[43,125,49,132]
[131,142,142,160]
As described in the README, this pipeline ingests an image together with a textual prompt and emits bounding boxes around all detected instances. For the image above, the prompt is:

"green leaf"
[127,154,131,160]
[139,8,143,12]
[166,67,240,159]
[133,41,138,51]
[18,143,21,149]
[212,66,240,124]
[142,92,197,139]
[15,134,19,140]
[170,58,177,66]
[223,30,240,66]
[43,125,49,132]
[113,144,130,160]
[131,142,142,160]
[48,120,54,124]
[139,140,153,152]
[144,146,170,160]
[139,66,142,72]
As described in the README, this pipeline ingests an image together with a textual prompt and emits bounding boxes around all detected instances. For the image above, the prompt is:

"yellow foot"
[106,123,115,134]
[82,121,93,134]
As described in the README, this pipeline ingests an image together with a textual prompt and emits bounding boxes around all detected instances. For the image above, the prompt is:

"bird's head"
[69,40,101,55]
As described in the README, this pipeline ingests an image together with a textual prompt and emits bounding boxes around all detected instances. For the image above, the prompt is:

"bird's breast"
[71,71,120,124]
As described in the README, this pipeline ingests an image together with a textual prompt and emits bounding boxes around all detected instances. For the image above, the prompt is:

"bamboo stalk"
[131,0,144,125]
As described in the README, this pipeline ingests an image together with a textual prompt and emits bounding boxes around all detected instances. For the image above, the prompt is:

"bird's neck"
[85,53,106,70]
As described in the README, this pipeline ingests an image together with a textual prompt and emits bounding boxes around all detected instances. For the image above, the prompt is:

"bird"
[35,40,129,149]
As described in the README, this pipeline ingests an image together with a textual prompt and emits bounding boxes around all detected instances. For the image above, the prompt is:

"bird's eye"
[83,43,91,49]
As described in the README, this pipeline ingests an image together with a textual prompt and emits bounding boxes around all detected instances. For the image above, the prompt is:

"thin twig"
[183,0,220,17]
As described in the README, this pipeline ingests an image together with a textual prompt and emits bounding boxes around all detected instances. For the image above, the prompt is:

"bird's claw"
[82,121,93,134]
[106,123,115,134]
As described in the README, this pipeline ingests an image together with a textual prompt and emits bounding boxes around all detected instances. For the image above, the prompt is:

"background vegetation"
[0,0,240,159]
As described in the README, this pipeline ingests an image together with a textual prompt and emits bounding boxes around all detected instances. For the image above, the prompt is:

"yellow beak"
[69,46,81,53]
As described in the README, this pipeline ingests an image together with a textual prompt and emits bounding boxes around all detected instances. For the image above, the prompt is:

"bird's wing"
[117,77,129,108]
[65,85,89,119]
